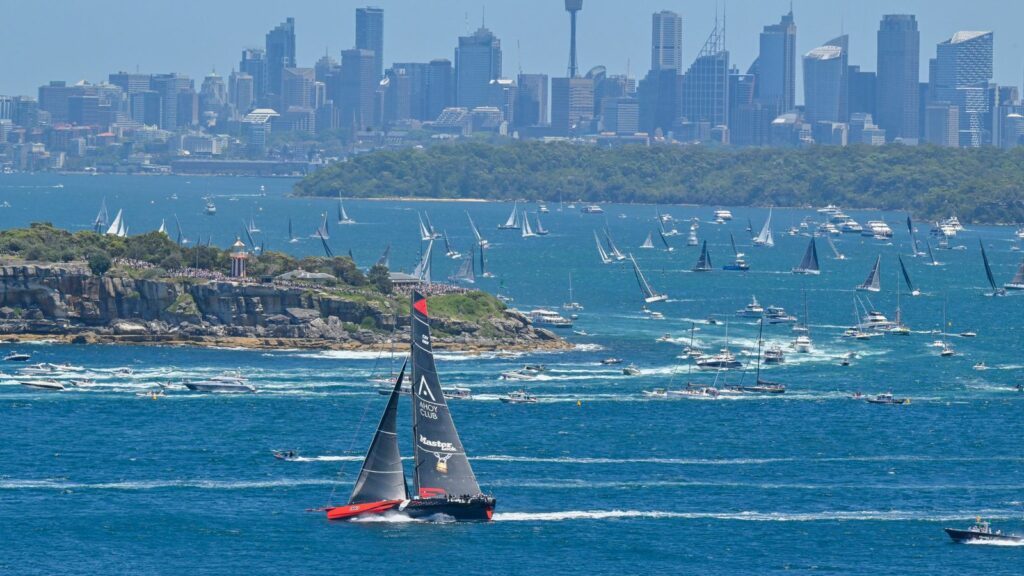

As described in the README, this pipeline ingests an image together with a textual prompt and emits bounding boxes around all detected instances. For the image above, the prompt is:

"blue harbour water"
[1,174,1023,574]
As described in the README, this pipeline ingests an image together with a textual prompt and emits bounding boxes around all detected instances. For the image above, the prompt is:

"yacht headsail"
[641,232,655,249]
[979,240,1006,296]
[856,255,882,292]
[348,360,410,505]
[753,208,774,247]
[629,253,668,303]
[793,238,820,275]
[595,230,612,264]
[898,255,920,296]
[692,240,713,272]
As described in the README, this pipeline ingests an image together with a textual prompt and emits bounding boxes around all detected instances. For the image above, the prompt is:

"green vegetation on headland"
[294,141,1024,224]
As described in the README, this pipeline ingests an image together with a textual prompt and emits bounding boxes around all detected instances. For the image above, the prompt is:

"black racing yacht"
[945,518,1024,543]
[324,291,495,522]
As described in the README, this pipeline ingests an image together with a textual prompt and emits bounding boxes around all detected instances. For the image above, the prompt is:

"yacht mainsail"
[856,255,882,292]
[348,360,410,505]
[174,214,186,245]
[412,240,433,283]
[753,209,774,247]
[338,197,355,224]
[898,255,920,296]
[826,234,845,260]
[423,212,439,239]
[106,209,127,238]
[376,243,391,268]
[93,198,109,233]
[450,248,475,284]
[793,238,820,275]
[410,292,482,498]
[312,212,330,240]
[659,230,674,252]
[157,219,166,235]
[418,213,432,242]
[692,240,713,272]
[466,212,487,247]
[629,253,667,303]
[534,213,548,235]
[520,211,537,238]
[979,240,1006,296]
[288,218,297,243]
[1004,257,1024,290]
[641,232,655,249]
[443,231,459,258]
[907,215,922,256]
[594,230,612,264]
[498,202,519,229]
[604,229,626,260]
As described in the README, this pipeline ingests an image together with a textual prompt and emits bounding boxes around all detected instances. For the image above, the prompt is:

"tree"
[368,264,392,294]
[88,252,112,276]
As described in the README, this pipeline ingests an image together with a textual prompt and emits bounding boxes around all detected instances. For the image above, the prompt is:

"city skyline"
[2,0,1023,99]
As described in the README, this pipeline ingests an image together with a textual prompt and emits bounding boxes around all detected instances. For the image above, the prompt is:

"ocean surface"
[1,173,1023,575]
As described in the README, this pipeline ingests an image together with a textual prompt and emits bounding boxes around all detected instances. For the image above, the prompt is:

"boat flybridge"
[323,292,496,522]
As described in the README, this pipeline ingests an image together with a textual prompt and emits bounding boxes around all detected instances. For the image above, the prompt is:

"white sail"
[857,255,882,292]
[630,253,667,303]
[826,234,845,260]
[106,209,124,237]
[157,219,166,235]
[594,231,612,264]
[1005,258,1024,289]
[412,240,433,283]
[418,213,432,242]
[338,198,355,224]
[641,232,655,249]
[605,229,626,260]
[521,211,536,237]
[500,201,519,228]
[467,212,487,246]
[754,209,774,247]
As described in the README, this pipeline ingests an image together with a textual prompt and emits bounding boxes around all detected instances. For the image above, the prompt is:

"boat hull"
[327,496,495,522]
[944,528,1024,544]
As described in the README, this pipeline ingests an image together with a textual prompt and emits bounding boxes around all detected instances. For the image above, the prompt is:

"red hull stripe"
[325,500,402,520]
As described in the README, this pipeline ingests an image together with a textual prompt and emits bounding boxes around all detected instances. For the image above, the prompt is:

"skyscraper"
[932,31,993,147]
[150,73,194,129]
[651,11,683,73]
[426,59,454,120]
[681,22,729,129]
[551,77,594,135]
[455,27,502,109]
[876,15,920,141]
[239,48,268,107]
[752,10,796,114]
[803,35,849,124]
[515,73,548,128]
[266,17,296,108]
[356,7,384,81]
[340,48,377,132]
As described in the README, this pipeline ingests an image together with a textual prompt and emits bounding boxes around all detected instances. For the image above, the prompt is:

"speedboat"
[580,205,604,214]
[945,518,1024,544]
[272,450,301,461]
[500,389,538,404]
[643,388,668,398]
[19,379,67,391]
[622,364,641,376]
[656,334,674,343]
[600,358,623,365]
[865,393,910,405]
[500,370,538,381]
[183,379,256,393]
[4,352,31,362]
[973,362,988,371]
[959,331,977,338]
[736,296,764,318]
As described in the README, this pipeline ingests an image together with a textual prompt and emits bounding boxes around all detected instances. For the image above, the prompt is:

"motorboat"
[792,335,813,353]
[4,352,31,362]
[500,389,538,404]
[696,349,743,370]
[643,388,668,398]
[183,378,256,393]
[528,309,573,329]
[764,306,797,324]
[860,310,897,331]
[973,362,988,371]
[272,450,300,461]
[622,364,642,376]
[763,346,785,364]
[713,209,733,221]
[866,392,910,405]
[19,379,67,391]
[736,296,764,318]
[945,519,1023,544]
[600,358,623,365]
[581,205,604,214]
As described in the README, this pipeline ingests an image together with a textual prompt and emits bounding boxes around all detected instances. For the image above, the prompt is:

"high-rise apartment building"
[876,15,920,141]
[803,35,849,124]
[356,7,384,81]
[455,27,502,109]
[651,11,683,73]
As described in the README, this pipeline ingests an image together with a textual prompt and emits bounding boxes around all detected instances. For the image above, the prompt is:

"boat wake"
[492,509,1014,523]
[0,478,345,490]
[964,539,1024,547]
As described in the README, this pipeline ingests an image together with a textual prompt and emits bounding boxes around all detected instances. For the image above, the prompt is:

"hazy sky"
[2,0,1022,99]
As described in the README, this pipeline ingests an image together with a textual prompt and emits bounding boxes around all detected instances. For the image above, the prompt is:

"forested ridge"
[295,142,1024,224]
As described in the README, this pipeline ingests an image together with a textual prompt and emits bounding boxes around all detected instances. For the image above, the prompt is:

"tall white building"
[651,11,683,74]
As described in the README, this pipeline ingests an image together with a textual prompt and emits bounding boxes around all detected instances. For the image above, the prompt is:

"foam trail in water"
[493,510,1015,523]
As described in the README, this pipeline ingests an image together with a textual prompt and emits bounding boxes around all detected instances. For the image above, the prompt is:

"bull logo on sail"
[417,375,436,401]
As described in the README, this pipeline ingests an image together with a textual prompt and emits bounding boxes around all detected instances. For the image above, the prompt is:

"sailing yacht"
[534,213,549,236]
[594,231,613,264]
[563,272,583,311]
[687,222,699,247]
[939,299,955,357]
[337,197,356,224]
[466,212,489,247]
[907,215,926,256]
[288,218,299,243]
[752,208,775,247]
[520,211,537,238]
[723,233,749,271]
[324,293,496,521]
[247,214,260,234]
[417,213,433,242]
[477,244,494,278]
[1003,257,1024,290]
[376,244,391,268]
[423,212,441,239]
[792,238,821,275]
[449,248,475,284]
[640,232,655,249]
[443,231,462,259]
[897,255,921,296]
[979,240,1007,296]
[856,255,882,292]
[105,209,127,238]
[825,234,845,260]
[692,240,713,272]
[412,240,434,283]
[743,319,785,393]
[93,198,109,233]
[604,229,627,260]
[157,219,167,235]
[311,212,330,240]
[890,274,911,335]
[498,201,520,229]
[629,254,668,303]
[792,292,813,353]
